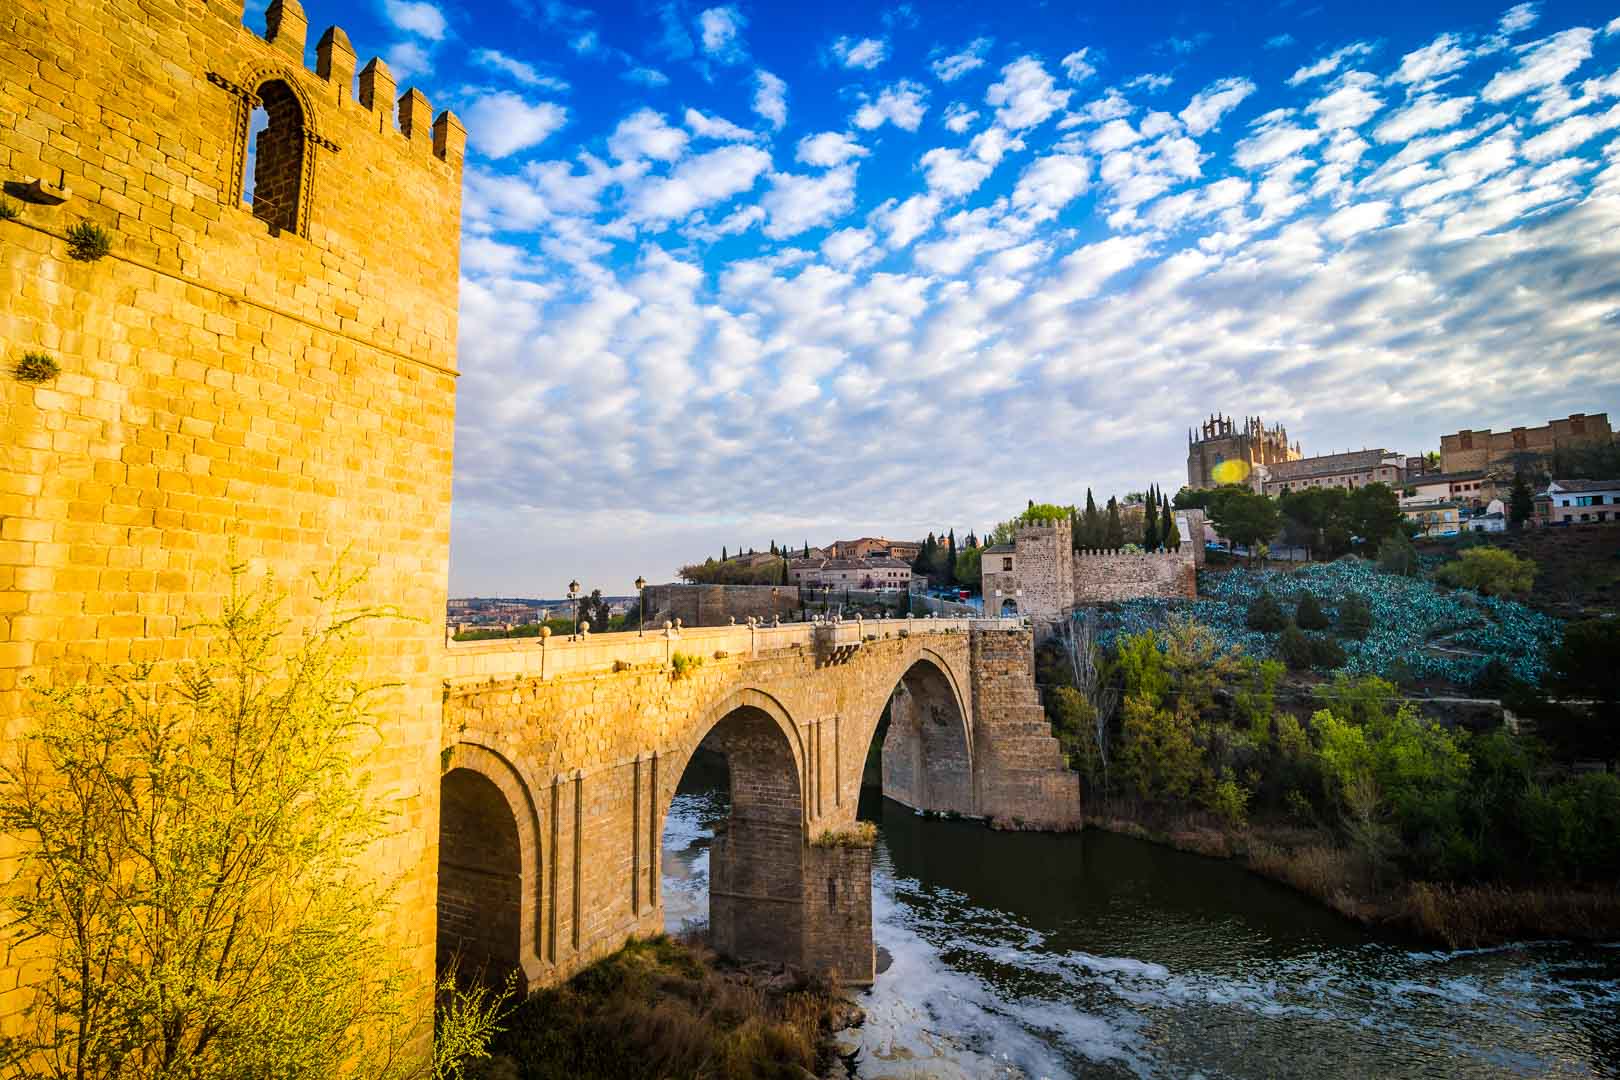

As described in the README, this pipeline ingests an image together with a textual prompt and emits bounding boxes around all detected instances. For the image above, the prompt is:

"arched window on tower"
[245,80,306,235]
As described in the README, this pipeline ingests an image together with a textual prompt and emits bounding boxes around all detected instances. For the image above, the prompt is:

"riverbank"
[470,934,862,1080]
[1086,808,1620,948]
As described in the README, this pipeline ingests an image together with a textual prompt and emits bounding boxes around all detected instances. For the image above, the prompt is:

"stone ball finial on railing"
[729,616,736,625]
[579,621,589,635]
[539,625,551,639]
[674,618,683,630]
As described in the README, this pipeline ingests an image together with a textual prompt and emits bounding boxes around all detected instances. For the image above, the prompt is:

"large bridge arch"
[864,647,977,817]
[436,742,545,988]
[661,686,809,968]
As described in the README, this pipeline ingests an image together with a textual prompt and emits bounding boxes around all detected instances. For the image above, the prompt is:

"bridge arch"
[662,686,808,967]
[870,648,976,817]
[436,742,544,988]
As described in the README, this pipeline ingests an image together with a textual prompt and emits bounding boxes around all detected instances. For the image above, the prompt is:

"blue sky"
[268,0,1620,595]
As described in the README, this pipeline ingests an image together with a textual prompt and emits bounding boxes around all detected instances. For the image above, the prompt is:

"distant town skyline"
[354,0,1620,595]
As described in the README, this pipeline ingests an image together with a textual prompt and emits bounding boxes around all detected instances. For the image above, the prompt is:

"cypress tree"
[1104,497,1124,549]
[1142,486,1159,550]
[1164,495,1182,549]
[946,529,958,587]
[1082,489,1101,549]
[804,541,810,557]
[722,545,728,561]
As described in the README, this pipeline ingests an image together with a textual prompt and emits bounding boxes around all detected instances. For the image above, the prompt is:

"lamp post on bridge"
[567,579,581,641]
[635,575,646,636]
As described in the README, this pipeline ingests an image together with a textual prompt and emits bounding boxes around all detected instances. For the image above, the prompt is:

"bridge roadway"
[434,616,1080,989]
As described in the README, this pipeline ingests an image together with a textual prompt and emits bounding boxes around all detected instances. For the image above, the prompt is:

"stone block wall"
[968,627,1081,830]
[1072,550,1197,603]
[644,583,801,627]
[801,844,874,984]
[1,0,464,1037]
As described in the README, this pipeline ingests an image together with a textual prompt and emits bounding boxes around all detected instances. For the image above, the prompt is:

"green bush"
[670,652,704,679]
[1278,623,1312,670]
[1246,590,1287,632]
[13,351,60,383]
[65,219,112,261]
[1309,634,1346,670]
[1436,547,1536,599]
[1336,592,1371,639]
[1296,593,1330,630]
[1205,776,1252,828]
[1548,619,1620,704]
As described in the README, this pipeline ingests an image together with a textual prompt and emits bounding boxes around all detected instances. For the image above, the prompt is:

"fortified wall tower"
[1,0,464,1033]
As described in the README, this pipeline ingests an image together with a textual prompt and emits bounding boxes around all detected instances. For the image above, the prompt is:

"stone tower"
[1186,413,1301,490]
[1,0,464,1038]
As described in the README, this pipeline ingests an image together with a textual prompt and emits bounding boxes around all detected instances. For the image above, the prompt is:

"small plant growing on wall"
[0,198,19,222]
[14,351,60,383]
[670,652,704,680]
[65,220,112,261]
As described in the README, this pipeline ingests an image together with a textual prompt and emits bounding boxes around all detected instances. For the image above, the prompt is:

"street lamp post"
[635,575,647,636]
[567,579,581,640]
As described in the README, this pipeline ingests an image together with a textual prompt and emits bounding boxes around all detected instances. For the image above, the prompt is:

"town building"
[1186,414,1302,490]
[1262,449,1406,496]
[1539,479,1620,525]
[1440,413,1613,475]
[1402,470,1493,506]
[1403,502,1462,539]
[826,537,922,561]
[789,556,913,590]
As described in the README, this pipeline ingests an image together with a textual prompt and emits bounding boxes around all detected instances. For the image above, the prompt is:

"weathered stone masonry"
[1,0,463,1033]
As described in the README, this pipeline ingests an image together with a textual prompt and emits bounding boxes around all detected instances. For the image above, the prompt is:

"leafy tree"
[1509,472,1535,527]
[1104,497,1124,548]
[1278,623,1313,670]
[0,564,503,1080]
[955,544,981,587]
[1245,590,1287,632]
[1309,634,1347,670]
[1436,547,1537,598]
[1141,485,1159,550]
[1173,486,1211,510]
[1343,483,1405,548]
[1337,592,1372,639]
[1548,619,1620,705]
[1295,593,1330,630]
[1207,488,1280,563]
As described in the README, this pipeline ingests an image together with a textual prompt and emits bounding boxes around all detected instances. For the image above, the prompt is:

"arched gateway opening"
[661,702,805,968]
[437,768,522,984]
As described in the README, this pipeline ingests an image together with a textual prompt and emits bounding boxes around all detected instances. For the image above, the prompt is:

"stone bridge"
[435,616,1079,989]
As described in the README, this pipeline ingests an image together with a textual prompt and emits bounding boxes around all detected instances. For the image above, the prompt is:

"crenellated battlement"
[1073,548,1189,560]
[216,0,466,170]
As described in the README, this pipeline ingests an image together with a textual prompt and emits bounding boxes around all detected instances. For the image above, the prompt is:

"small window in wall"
[1002,557,1013,572]
[247,80,306,234]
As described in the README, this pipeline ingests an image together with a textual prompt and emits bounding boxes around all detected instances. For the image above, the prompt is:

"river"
[661,778,1620,1079]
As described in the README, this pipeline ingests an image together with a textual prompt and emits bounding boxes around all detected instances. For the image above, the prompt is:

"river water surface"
[661,782,1620,1079]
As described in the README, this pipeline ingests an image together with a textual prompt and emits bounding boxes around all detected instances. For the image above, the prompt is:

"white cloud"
[1126,73,1174,93]
[919,147,994,197]
[986,57,1071,130]
[1607,16,1620,36]
[822,227,876,266]
[698,6,748,63]
[609,109,689,162]
[473,49,566,90]
[933,38,991,82]
[833,36,888,70]
[623,67,671,87]
[1499,3,1540,35]
[622,144,772,226]
[868,192,941,247]
[943,103,980,133]
[464,91,567,158]
[762,166,859,238]
[1179,76,1255,135]
[753,70,788,130]
[1307,72,1384,130]
[1061,48,1098,84]
[1287,41,1374,86]
[1047,234,1150,302]
[1072,88,1134,124]
[1234,111,1323,169]
[854,81,930,131]
[685,108,758,142]
[1482,27,1595,103]
[1089,118,1141,153]
[796,131,869,167]
[1320,200,1391,241]
[1266,34,1295,50]
[1522,102,1620,161]
[1011,153,1092,219]
[1372,93,1474,143]
[384,0,446,40]
[385,41,432,82]
[1391,33,1472,90]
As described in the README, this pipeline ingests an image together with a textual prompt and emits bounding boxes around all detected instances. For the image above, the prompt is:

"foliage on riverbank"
[469,935,851,1080]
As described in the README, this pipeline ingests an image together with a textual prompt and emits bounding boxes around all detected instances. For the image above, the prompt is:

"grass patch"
[670,652,704,679]
[14,351,60,383]
[471,934,849,1080]
[65,220,112,261]
[0,198,19,222]
[812,821,877,848]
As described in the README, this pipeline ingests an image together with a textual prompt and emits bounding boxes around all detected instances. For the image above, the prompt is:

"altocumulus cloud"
[446,3,1620,593]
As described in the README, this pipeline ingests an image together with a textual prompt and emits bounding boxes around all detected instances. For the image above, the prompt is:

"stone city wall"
[2,0,465,1040]
[643,583,801,627]
[1072,550,1197,603]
